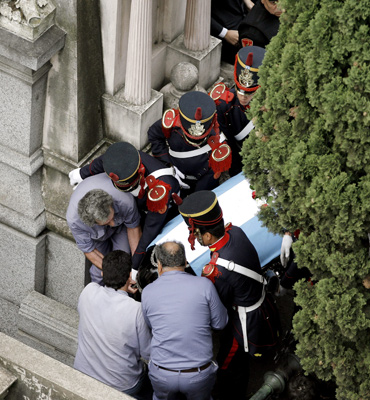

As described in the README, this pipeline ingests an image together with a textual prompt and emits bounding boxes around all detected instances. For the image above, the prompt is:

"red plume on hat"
[245,52,253,67]
[194,107,202,121]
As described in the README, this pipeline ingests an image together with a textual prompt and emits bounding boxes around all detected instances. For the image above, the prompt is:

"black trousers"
[216,325,250,400]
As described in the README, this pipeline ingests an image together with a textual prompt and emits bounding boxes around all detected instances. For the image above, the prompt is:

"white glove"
[68,168,82,190]
[131,268,138,281]
[173,166,190,190]
[280,233,293,268]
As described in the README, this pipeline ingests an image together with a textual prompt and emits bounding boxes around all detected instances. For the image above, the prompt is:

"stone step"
[0,366,17,399]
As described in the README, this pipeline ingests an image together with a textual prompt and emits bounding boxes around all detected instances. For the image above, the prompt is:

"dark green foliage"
[242,0,370,398]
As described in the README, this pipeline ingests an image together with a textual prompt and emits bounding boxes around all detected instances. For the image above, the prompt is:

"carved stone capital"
[0,0,56,41]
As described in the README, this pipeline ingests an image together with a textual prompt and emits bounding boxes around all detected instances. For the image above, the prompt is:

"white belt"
[237,288,266,352]
[234,120,254,141]
[148,167,189,189]
[169,133,226,159]
[216,257,266,284]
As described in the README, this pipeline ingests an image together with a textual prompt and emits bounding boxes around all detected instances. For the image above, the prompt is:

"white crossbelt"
[168,133,226,159]
[149,167,175,180]
[148,167,189,189]
[237,289,266,352]
[216,257,266,284]
[234,120,254,141]
[216,256,266,352]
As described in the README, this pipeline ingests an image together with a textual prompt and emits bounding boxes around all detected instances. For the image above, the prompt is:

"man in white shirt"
[74,250,152,399]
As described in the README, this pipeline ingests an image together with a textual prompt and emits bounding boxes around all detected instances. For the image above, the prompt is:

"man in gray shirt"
[74,250,152,399]
[66,173,141,284]
[141,241,228,400]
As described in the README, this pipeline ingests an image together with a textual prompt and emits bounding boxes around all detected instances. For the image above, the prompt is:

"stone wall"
[0,332,134,400]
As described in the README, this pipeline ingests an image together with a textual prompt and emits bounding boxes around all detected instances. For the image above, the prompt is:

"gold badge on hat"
[188,120,206,137]
[239,66,254,88]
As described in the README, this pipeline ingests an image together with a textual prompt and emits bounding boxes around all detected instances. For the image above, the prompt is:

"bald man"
[141,241,228,400]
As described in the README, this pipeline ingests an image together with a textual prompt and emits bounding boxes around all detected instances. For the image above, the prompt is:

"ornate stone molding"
[0,0,56,41]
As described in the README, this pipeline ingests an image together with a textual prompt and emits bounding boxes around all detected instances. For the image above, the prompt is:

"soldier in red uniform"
[210,45,265,176]
[179,190,280,400]
[148,91,232,195]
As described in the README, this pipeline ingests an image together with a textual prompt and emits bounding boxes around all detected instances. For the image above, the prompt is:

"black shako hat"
[179,191,223,250]
[178,91,216,140]
[102,142,142,191]
[234,46,266,93]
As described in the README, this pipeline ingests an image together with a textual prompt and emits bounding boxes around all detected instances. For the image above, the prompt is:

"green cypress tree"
[242,0,370,398]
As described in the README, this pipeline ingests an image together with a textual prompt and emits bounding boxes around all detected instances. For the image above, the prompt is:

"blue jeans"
[148,360,218,400]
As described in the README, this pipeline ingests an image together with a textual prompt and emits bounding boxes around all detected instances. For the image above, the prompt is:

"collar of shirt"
[104,286,129,296]
[160,270,186,277]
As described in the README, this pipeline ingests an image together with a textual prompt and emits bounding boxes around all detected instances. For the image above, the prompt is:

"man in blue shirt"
[66,173,141,284]
[141,241,228,400]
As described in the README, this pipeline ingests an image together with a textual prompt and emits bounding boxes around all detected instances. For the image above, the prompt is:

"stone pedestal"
[103,88,163,149]
[0,26,65,237]
[166,34,222,90]
[0,4,67,362]
[0,24,65,340]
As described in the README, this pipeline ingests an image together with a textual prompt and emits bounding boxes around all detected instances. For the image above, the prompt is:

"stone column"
[184,0,210,51]
[124,0,152,105]
[0,0,65,345]
[165,0,221,90]
[100,0,131,96]
[102,0,163,149]
[42,0,105,309]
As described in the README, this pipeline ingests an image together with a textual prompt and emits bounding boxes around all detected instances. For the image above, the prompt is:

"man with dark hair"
[179,191,280,400]
[141,241,228,400]
[74,250,152,399]
[66,173,141,284]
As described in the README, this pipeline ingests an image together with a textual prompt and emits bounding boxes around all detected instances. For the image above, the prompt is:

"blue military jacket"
[148,119,220,192]
[216,87,250,175]
[207,225,280,356]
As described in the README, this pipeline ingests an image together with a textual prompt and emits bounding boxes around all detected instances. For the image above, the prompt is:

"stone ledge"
[0,25,65,71]
[0,145,43,176]
[0,204,46,238]
[0,333,134,399]
[0,365,17,399]
[18,291,79,358]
